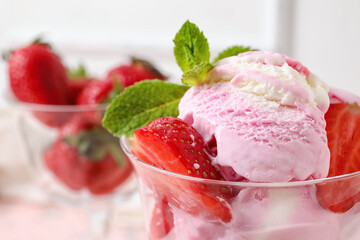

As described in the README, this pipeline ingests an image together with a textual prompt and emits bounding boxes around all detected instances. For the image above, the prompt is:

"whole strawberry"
[44,115,133,194]
[78,58,166,106]
[8,42,70,105]
[76,58,166,124]
[76,79,116,106]
[66,64,95,104]
[105,57,166,87]
[75,79,118,124]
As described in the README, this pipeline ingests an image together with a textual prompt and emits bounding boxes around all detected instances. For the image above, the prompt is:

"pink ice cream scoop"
[178,51,331,183]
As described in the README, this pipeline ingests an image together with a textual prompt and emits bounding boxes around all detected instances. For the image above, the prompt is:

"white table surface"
[0,108,146,240]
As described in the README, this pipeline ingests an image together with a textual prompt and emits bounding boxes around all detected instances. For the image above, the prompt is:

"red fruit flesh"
[76,80,113,105]
[75,80,113,124]
[32,111,75,128]
[105,58,166,88]
[149,197,174,240]
[8,44,70,105]
[67,77,94,104]
[317,177,360,213]
[326,103,360,177]
[57,114,93,138]
[87,154,133,195]
[44,140,89,190]
[44,115,92,190]
[131,117,232,223]
[133,117,223,179]
[76,59,166,125]
[317,102,360,213]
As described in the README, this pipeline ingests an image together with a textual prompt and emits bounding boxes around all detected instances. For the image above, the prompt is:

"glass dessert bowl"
[4,36,169,239]
[10,99,135,203]
[121,136,360,240]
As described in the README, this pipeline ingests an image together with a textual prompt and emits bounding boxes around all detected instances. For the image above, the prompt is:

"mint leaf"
[182,62,214,85]
[212,45,258,64]
[102,80,190,137]
[173,20,210,72]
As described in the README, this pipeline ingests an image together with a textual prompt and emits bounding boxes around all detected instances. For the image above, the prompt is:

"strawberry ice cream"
[161,184,360,240]
[159,51,360,240]
[179,51,330,183]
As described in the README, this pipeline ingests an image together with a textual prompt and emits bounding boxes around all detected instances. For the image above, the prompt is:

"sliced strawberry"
[133,117,223,179]
[131,117,232,222]
[317,176,360,213]
[149,196,174,240]
[326,103,360,176]
[317,102,360,212]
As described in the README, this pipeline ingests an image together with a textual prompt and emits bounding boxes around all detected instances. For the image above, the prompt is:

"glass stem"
[86,198,113,240]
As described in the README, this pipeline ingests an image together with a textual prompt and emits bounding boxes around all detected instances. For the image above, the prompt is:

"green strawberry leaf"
[104,75,124,103]
[131,56,166,79]
[2,50,12,61]
[62,126,126,166]
[107,144,126,166]
[68,63,87,78]
[182,62,214,85]
[212,45,258,64]
[102,80,190,137]
[173,20,210,72]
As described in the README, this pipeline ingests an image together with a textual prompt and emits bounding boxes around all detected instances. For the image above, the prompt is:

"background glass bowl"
[10,98,136,205]
[120,136,360,240]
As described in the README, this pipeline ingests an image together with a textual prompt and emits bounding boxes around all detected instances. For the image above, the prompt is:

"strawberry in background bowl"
[7,39,74,127]
[4,39,167,199]
[8,39,70,105]
[44,114,133,195]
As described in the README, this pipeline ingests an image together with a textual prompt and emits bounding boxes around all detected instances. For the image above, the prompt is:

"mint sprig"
[182,62,214,85]
[102,21,258,138]
[212,45,258,64]
[174,21,256,86]
[173,20,210,72]
[102,80,190,137]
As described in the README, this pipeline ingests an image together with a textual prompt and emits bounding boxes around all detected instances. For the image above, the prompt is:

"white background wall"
[0,0,288,106]
[292,0,360,94]
[1,0,360,106]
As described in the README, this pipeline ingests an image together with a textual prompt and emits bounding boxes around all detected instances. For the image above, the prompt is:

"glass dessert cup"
[121,136,360,240]
[11,99,137,239]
